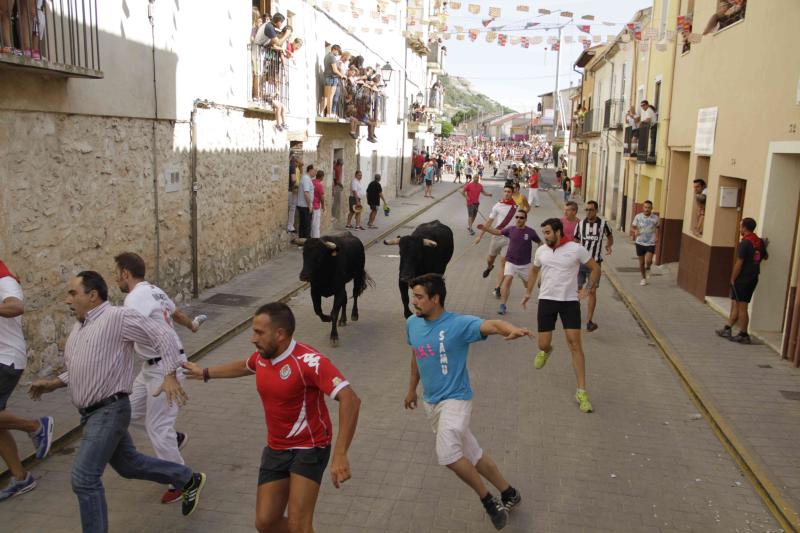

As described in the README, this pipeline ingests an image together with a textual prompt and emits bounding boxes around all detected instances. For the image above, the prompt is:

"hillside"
[440,74,516,121]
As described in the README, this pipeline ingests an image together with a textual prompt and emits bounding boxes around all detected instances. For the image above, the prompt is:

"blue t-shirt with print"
[406,312,486,404]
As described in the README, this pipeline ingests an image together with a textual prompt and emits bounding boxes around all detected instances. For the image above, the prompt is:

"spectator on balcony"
[311,170,325,238]
[331,51,351,117]
[254,12,286,48]
[322,44,343,118]
[1,0,44,58]
[638,100,657,126]
[704,0,745,34]
[250,8,263,99]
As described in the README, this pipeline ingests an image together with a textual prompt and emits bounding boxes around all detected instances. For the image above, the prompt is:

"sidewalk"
[2,182,459,479]
[555,191,800,531]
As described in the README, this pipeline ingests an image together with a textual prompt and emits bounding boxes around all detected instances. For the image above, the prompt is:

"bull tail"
[353,270,374,298]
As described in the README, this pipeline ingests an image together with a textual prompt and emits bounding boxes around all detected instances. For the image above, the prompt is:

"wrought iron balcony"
[636,122,658,164]
[249,45,289,113]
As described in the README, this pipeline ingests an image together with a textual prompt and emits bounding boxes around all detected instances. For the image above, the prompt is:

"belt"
[146,349,184,366]
[79,392,129,416]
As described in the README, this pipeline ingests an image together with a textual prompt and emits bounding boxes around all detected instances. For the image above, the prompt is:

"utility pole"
[553,24,562,141]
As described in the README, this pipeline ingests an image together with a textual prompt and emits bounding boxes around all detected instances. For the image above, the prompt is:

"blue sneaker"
[0,473,37,501]
[30,416,54,459]
[498,304,507,315]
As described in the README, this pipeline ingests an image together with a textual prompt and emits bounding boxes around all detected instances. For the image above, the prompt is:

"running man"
[521,218,600,413]
[560,201,580,241]
[630,200,660,286]
[454,157,464,184]
[474,183,518,299]
[511,182,530,213]
[182,302,360,533]
[462,173,492,236]
[114,252,202,504]
[527,165,541,208]
[477,209,541,315]
[0,259,54,501]
[574,201,613,332]
[404,274,528,530]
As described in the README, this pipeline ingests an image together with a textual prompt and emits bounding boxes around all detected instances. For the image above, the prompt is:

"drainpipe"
[398,45,408,194]
[601,60,615,217]
[148,0,161,283]
[190,100,200,298]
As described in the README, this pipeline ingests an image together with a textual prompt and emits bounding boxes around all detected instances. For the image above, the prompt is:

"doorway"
[611,151,622,222]
[660,150,690,263]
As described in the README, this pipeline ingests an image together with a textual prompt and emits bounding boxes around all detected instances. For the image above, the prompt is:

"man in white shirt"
[346,170,366,230]
[474,184,518,299]
[521,218,600,413]
[114,252,202,504]
[296,165,315,239]
[638,100,657,125]
[0,259,54,500]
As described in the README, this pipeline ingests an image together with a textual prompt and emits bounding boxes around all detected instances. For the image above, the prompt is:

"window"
[253,0,272,17]
[653,80,661,120]
[680,0,694,54]
[708,0,746,34]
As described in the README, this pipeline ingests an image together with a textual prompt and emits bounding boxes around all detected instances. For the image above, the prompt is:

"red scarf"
[549,235,573,250]
[0,260,19,283]
[500,198,516,206]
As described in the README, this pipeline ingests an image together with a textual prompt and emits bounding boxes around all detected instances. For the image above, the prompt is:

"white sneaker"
[640,278,647,286]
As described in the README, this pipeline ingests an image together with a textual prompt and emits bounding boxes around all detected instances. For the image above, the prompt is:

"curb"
[2,184,462,481]
[604,268,800,533]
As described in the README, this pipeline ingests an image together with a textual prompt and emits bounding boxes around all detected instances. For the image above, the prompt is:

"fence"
[1,0,102,76]
[249,44,289,112]
[636,122,658,164]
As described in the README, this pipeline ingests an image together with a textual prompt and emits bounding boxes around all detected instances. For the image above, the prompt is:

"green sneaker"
[534,350,550,369]
[575,389,593,413]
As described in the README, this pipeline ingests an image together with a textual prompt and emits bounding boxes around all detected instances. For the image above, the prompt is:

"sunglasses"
[514,216,527,219]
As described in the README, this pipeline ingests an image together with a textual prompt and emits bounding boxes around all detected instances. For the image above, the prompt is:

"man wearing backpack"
[716,218,768,344]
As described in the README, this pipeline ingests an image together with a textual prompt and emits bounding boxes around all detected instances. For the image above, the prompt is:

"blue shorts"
[324,75,340,87]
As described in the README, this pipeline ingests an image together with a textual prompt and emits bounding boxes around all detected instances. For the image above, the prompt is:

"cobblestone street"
[0,181,782,532]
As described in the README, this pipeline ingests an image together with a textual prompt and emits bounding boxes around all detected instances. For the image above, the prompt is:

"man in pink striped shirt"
[29,271,206,532]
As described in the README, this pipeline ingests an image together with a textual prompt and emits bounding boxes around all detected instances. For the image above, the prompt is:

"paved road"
[0,182,781,532]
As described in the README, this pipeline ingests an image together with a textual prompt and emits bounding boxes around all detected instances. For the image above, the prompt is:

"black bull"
[297,233,370,346]
[383,220,454,318]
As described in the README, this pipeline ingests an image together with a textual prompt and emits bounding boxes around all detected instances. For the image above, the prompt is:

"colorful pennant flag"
[468,28,479,41]
[449,1,461,8]
[546,35,558,45]
[516,5,529,12]
[581,14,595,20]
[456,33,465,40]
[577,25,591,33]
[530,35,542,44]
[592,34,601,43]
[521,36,529,48]
[486,31,497,42]
[550,41,560,51]
[510,36,520,45]
[497,33,507,46]
[482,18,494,27]
[524,22,539,29]
[488,6,501,18]
[560,11,573,18]
[538,9,550,15]
[468,4,480,14]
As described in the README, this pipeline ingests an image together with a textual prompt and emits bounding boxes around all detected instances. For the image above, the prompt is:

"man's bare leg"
[564,328,587,390]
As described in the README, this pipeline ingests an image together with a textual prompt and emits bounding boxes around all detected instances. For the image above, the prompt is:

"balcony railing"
[603,99,625,129]
[636,122,658,164]
[623,126,636,156]
[249,45,289,112]
[428,87,444,114]
[575,108,598,135]
[318,75,386,125]
[0,0,102,78]
[427,40,445,73]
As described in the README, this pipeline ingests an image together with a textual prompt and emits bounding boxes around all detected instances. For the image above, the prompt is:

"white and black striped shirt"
[58,302,184,408]
[575,217,612,262]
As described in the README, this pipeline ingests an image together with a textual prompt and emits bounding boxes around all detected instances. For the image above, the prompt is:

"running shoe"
[161,487,182,504]
[716,326,732,338]
[30,416,54,459]
[501,487,521,511]
[640,279,647,286]
[534,350,550,370]
[729,332,752,344]
[481,494,508,530]
[498,304,506,315]
[575,389,593,413]
[181,472,206,516]
[0,473,36,502]
[492,287,501,299]
[177,432,188,450]
[468,228,475,236]
[586,320,598,332]
[482,265,494,278]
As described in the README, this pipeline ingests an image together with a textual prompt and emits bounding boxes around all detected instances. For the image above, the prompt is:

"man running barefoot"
[631,200,660,286]
[478,209,541,315]
[475,184,518,299]
[405,274,529,530]
[462,174,492,236]
[183,303,360,533]
[522,218,600,413]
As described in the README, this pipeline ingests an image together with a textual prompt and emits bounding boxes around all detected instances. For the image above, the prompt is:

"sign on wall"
[695,107,718,156]
[164,167,180,193]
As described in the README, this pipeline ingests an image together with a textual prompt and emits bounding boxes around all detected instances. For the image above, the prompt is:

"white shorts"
[488,235,509,257]
[423,399,483,466]
[503,261,530,283]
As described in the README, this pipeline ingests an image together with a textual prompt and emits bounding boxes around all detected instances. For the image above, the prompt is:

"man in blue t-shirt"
[404,274,533,530]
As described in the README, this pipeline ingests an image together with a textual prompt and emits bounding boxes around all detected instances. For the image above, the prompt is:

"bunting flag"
[455,25,464,32]
[510,36,520,45]
[677,15,692,33]
[550,41,560,51]
[644,27,658,40]
[481,18,494,27]
[538,9,550,15]
[577,24,591,33]
[456,33,465,40]
[564,35,574,43]
[468,28,479,41]
[581,14,595,21]
[560,11,573,18]
[530,35,542,44]
[688,33,702,43]
[546,35,558,45]
[516,4,529,12]
[637,40,649,52]
[468,4,480,14]
[524,22,539,29]
[592,34,601,43]
[520,36,529,48]
[582,40,591,50]
[488,6,501,18]
[486,31,497,42]
[449,1,461,8]
[497,33,507,46]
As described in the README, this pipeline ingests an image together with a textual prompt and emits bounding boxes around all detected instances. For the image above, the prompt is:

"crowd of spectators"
[0,0,46,59]
[321,44,385,143]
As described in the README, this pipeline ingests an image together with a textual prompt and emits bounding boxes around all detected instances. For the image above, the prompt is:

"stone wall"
[0,107,297,375]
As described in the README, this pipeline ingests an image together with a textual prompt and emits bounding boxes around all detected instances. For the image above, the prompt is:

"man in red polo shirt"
[413,150,425,184]
[571,172,583,200]
[462,173,492,236]
[183,302,361,533]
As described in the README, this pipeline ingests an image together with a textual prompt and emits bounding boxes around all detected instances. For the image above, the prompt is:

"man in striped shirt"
[29,271,206,532]
[574,201,614,332]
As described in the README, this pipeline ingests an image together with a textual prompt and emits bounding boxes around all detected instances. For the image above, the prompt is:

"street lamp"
[380,62,393,83]
[416,91,424,104]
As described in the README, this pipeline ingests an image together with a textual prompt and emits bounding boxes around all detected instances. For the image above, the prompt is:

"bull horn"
[383,237,401,246]
[293,238,307,245]
[422,239,438,248]
[323,241,337,250]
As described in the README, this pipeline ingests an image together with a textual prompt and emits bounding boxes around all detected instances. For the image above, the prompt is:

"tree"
[440,121,454,138]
